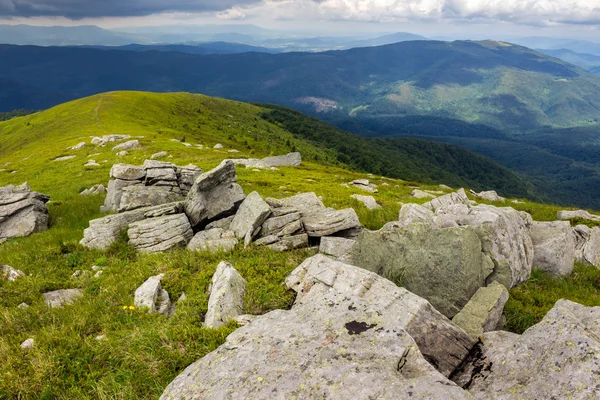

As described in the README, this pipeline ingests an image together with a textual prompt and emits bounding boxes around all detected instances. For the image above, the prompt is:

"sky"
[1,0,600,39]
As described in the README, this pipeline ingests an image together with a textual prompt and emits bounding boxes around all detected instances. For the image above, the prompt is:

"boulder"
[286,254,475,377]
[319,236,356,263]
[1,265,24,281]
[350,179,378,193]
[80,184,106,196]
[411,189,437,199]
[423,188,470,212]
[557,209,600,222]
[529,221,575,276]
[205,215,235,230]
[134,274,173,316]
[110,164,145,181]
[451,281,509,338]
[352,224,493,318]
[457,300,600,399]
[178,165,202,193]
[160,287,471,400]
[398,203,435,227]
[229,191,271,245]
[261,152,302,167]
[184,160,245,229]
[118,185,184,213]
[112,140,139,152]
[258,212,303,238]
[101,179,142,212]
[128,214,193,253]
[265,233,308,252]
[303,208,361,237]
[204,262,247,329]
[0,183,50,241]
[350,194,382,210]
[81,203,184,250]
[266,192,325,215]
[151,151,168,159]
[472,190,505,202]
[573,225,600,268]
[70,142,86,151]
[187,229,238,253]
[43,289,83,308]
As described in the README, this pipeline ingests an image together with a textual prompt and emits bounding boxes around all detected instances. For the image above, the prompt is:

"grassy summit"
[0,91,599,399]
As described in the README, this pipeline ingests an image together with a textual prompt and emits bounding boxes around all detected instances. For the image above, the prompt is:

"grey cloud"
[0,0,263,19]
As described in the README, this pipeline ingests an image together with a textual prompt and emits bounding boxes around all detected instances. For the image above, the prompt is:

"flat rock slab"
[43,289,84,308]
[303,208,361,237]
[160,289,470,400]
[128,214,193,253]
[204,262,247,329]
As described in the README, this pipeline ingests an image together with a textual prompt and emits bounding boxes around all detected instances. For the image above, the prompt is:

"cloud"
[0,0,263,19]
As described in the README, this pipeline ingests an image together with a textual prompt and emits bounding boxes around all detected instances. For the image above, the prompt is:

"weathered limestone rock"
[350,179,378,193]
[265,233,308,251]
[0,183,50,241]
[91,134,130,146]
[184,160,245,229]
[573,225,600,268]
[84,160,100,167]
[160,287,471,400]
[451,281,509,338]
[351,194,382,210]
[178,165,202,192]
[43,289,84,308]
[81,203,183,250]
[458,300,600,399]
[134,274,172,316]
[472,190,505,202]
[204,262,247,329]
[258,212,302,238]
[352,224,493,318]
[398,203,435,227]
[1,265,24,281]
[303,208,361,237]
[110,164,146,181]
[213,143,223,149]
[53,155,76,161]
[151,151,168,159]
[266,192,325,215]
[118,185,184,212]
[101,179,142,212]
[112,140,139,152]
[411,189,437,199]
[230,152,302,169]
[319,236,356,263]
[423,188,470,212]
[557,209,600,222]
[229,191,271,245]
[205,215,234,230]
[529,221,575,276]
[286,254,475,377]
[187,229,238,253]
[128,214,193,253]
[70,142,86,151]
[80,184,106,196]
[20,338,34,350]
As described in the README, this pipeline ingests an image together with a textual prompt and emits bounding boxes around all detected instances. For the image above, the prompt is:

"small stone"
[43,289,84,308]
[18,302,29,309]
[204,262,247,328]
[213,143,224,149]
[20,338,34,350]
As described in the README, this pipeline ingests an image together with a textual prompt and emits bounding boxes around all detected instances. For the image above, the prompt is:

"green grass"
[1,91,600,399]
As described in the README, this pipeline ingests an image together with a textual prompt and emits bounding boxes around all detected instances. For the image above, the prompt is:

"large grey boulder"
[187,229,238,253]
[134,274,173,316]
[398,203,435,227]
[319,236,356,263]
[472,190,505,202]
[118,185,184,213]
[457,300,600,399]
[352,224,493,318]
[573,225,600,268]
[423,188,470,212]
[229,191,271,245]
[529,221,575,276]
[81,202,183,250]
[0,183,50,241]
[1,265,24,281]
[286,254,475,377]
[557,209,600,222]
[184,160,245,229]
[178,165,202,192]
[204,262,247,329]
[160,290,471,400]
[110,164,145,181]
[264,233,308,252]
[261,152,302,167]
[303,208,361,237]
[43,289,84,308]
[128,214,193,253]
[257,211,303,238]
[451,281,509,338]
[101,179,142,212]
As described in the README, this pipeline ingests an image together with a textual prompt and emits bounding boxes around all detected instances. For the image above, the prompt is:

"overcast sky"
[1,0,600,39]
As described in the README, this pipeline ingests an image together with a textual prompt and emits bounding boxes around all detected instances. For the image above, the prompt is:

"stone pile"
[0,183,50,242]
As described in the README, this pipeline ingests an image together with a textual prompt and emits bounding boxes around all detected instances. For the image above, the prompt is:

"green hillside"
[1,91,598,399]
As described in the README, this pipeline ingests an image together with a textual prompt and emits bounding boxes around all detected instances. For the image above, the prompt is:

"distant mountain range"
[537,48,600,71]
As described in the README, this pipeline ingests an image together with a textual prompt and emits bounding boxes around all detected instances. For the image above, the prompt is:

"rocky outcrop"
[161,284,470,399]
[423,188,470,212]
[573,224,600,268]
[529,221,575,276]
[352,223,493,318]
[134,274,173,316]
[184,160,245,230]
[455,300,600,399]
[286,255,475,377]
[229,152,302,169]
[43,289,84,308]
[187,228,238,253]
[80,202,184,250]
[350,194,381,210]
[1,265,24,281]
[128,214,193,253]
[204,262,247,328]
[451,281,509,338]
[557,209,600,222]
[229,191,271,245]
[0,183,50,241]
